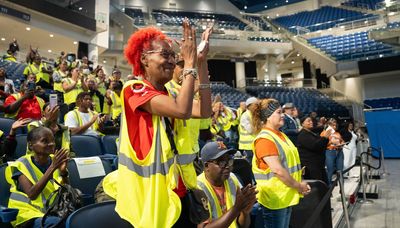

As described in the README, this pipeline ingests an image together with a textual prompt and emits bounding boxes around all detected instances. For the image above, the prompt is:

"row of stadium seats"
[248,36,286,42]
[211,83,250,109]
[371,21,400,31]
[124,8,145,26]
[0,60,25,88]
[307,31,394,61]
[274,6,378,32]
[246,86,349,117]
[243,15,272,31]
[152,9,248,30]
[364,97,400,109]
[341,0,384,10]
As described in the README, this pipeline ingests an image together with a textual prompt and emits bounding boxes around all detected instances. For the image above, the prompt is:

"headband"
[260,100,280,120]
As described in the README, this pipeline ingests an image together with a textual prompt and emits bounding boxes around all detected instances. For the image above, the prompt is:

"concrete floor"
[350,159,400,228]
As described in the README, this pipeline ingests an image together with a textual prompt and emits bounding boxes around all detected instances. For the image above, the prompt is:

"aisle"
[350,159,400,228]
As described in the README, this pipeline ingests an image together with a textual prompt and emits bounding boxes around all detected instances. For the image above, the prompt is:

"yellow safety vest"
[91,93,101,113]
[238,111,255,150]
[165,80,199,188]
[67,109,102,136]
[7,155,62,226]
[116,80,197,228]
[4,93,45,119]
[109,91,122,120]
[252,129,302,210]
[217,109,233,132]
[102,170,118,200]
[4,54,17,62]
[63,78,83,105]
[96,79,107,96]
[53,70,68,92]
[197,173,239,228]
[26,121,71,154]
[24,63,50,83]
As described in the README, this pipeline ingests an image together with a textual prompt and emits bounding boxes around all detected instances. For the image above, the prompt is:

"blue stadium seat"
[65,201,132,228]
[13,134,27,160]
[67,158,113,205]
[70,135,104,157]
[0,163,11,207]
[0,118,15,137]
[101,135,118,155]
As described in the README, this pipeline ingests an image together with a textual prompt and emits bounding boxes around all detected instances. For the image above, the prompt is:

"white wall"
[330,76,365,103]
[364,74,400,99]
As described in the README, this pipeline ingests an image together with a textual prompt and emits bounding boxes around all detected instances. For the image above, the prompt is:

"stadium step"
[358,183,380,199]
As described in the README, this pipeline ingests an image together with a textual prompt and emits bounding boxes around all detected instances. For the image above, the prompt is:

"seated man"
[198,141,257,228]
[4,80,45,120]
[64,92,106,136]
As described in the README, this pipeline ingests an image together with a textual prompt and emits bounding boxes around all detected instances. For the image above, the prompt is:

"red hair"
[124,27,169,76]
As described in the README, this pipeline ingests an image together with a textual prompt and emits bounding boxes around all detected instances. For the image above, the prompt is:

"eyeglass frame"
[207,157,234,168]
[143,49,177,61]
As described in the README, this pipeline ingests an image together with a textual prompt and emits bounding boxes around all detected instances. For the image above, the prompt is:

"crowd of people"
[0,20,363,228]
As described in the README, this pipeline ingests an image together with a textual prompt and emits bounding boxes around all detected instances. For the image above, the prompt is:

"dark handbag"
[164,117,210,224]
[41,179,82,228]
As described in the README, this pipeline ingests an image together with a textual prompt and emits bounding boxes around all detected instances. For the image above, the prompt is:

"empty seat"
[70,135,104,157]
[13,134,27,160]
[65,201,132,228]
[101,135,118,155]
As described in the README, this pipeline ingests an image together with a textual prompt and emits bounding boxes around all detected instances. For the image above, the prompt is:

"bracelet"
[198,83,211,89]
[182,68,198,80]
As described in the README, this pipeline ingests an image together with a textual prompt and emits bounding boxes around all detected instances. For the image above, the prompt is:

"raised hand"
[44,105,60,123]
[180,18,197,68]
[197,23,213,62]
[11,118,32,131]
[234,184,258,213]
[51,148,69,172]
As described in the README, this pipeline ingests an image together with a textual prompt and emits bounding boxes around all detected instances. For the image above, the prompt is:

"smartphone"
[27,81,36,91]
[49,94,58,109]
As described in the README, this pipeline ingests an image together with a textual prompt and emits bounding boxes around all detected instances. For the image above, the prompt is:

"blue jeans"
[325,149,344,186]
[32,216,61,228]
[261,204,292,228]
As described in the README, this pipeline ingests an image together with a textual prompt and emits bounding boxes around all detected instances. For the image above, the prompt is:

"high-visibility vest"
[7,155,62,226]
[91,93,102,113]
[63,78,83,105]
[165,80,199,188]
[67,109,102,136]
[27,121,71,155]
[117,79,197,228]
[53,70,68,92]
[197,173,239,228]
[252,129,302,210]
[96,79,107,95]
[200,118,211,130]
[102,170,118,200]
[238,111,255,150]
[217,109,234,132]
[4,93,45,119]
[109,91,122,120]
[3,54,17,62]
[25,63,50,83]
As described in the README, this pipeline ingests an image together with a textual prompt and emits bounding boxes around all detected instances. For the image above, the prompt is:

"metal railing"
[336,15,379,30]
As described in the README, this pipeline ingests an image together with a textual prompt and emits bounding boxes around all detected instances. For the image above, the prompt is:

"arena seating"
[364,97,400,109]
[274,6,378,32]
[124,8,145,26]
[152,9,248,30]
[211,83,251,109]
[248,36,285,42]
[246,86,349,117]
[371,21,400,31]
[341,0,384,10]
[0,163,10,207]
[101,135,118,155]
[307,31,394,61]
[243,15,272,31]
[70,135,105,157]
[0,60,25,89]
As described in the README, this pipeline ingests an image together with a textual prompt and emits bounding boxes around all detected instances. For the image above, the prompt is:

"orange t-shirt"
[254,127,285,170]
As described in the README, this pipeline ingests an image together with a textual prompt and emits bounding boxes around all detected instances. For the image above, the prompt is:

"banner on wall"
[365,110,400,158]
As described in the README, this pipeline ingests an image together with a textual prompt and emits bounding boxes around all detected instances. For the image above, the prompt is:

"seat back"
[0,163,11,207]
[101,135,118,155]
[13,134,27,160]
[0,118,14,137]
[70,135,104,157]
[290,180,332,228]
[65,201,132,228]
[232,158,254,186]
[67,157,113,204]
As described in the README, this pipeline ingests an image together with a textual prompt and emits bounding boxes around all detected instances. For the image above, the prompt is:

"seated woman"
[7,127,69,228]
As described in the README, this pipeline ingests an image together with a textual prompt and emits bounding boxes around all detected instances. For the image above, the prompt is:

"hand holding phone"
[49,94,58,109]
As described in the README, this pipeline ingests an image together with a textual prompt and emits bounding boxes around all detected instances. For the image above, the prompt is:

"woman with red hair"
[115,19,212,228]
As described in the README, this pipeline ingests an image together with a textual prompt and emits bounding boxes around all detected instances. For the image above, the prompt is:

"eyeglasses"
[209,158,234,168]
[144,49,176,60]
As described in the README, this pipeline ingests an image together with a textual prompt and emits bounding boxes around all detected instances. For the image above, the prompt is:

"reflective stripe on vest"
[197,174,238,228]
[110,91,121,119]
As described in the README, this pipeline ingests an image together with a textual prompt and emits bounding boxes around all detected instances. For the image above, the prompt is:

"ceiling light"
[1,38,5,41]
[379,54,383,58]
[244,6,247,9]
[286,0,289,2]
[276,14,279,17]
[50,34,54,37]
[48,50,52,53]
[265,5,268,8]
[26,27,31,31]
[78,7,83,10]
[102,59,107,64]
[291,60,295,64]
[73,41,78,45]
[297,53,300,57]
